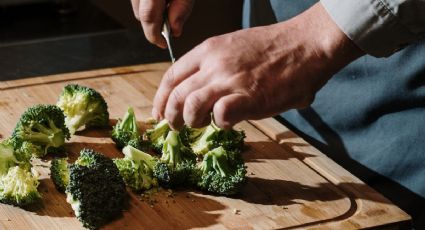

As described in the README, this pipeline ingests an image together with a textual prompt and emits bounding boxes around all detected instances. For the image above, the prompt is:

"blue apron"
[243,1,425,228]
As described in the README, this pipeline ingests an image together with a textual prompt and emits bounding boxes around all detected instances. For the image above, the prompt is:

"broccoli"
[179,125,206,146]
[190,122,245,155]
[0,166,41,206]
[15,141,42,160]
[11,104,70,158]
[0,140,17,176]
[114,145,158,191]
[145,119,170,152]
[192,146,247,196]
[66,149,127,230]
[112,107,145,150]
[57,84,109,135]
[153,131,196,188]
[50,158,69,192]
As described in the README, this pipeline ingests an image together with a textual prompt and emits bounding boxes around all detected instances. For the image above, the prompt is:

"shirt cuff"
[320,0,421,57]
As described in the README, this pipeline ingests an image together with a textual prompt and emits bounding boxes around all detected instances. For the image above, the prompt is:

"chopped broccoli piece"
[179,125,206,146]
[190,122,245,155]
[50,158,69,192]
[114,145,158,191]
[192,146,246,195]
[127,138,150,151]
[145,119,170,152]
[15,141,42,160]
[112,107,142,149]
[57,84,109,134]
[0,140,17,176]
[11,104,70,158]
[0,166,41,206]
[153,131,196,188]
[66,149,127,230]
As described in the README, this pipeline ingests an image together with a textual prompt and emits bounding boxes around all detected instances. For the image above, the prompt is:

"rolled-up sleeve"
[320,0,425,57]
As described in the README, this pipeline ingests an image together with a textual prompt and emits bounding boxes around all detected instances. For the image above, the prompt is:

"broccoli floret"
[178,125,206,147]
[190,122,245,155]
[145,119,170,152]
[12,105,70,158]
[0,166,41,206]
[153,131,196,188]
[15,141,42,160]
[112,107,143,149]
[66,149,127,230]
[0,140,17,176]
[50,158,69,192]
[114,145,158,191]
[192,146,246,196]
[57,84,109,135]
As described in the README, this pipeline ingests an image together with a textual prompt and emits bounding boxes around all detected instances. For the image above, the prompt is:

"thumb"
[168,0,195,37]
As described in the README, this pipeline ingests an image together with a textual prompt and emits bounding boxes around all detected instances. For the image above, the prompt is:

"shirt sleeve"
[320,0,425,57]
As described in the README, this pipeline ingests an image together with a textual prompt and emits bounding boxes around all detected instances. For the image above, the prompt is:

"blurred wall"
[91,0,244,58]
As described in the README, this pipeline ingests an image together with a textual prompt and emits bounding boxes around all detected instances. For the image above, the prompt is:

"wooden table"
[0,63,411,229]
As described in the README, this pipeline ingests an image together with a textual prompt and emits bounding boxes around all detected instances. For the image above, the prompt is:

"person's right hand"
[131,0,195,48]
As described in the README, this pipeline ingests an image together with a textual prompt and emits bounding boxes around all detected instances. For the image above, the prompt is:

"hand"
[131,0,195,48]
[152,3,364,129]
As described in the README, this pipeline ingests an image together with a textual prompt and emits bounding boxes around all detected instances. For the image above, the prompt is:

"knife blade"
[161,11,176,63]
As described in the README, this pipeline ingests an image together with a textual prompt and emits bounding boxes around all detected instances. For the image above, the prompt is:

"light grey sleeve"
[320,0,425,57]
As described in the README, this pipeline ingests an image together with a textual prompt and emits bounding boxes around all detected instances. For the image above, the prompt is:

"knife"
[161,9,176,63]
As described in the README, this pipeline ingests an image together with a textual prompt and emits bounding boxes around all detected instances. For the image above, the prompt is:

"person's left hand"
[152,3,363,130]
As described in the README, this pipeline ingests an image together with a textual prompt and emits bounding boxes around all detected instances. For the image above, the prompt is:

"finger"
[168,0,194,37]
[139,0,167,48]
[213,94,255,129]
[153,47,202,119]
[164,72,207,130]
[131,0,140,19]
[183,85,231,128]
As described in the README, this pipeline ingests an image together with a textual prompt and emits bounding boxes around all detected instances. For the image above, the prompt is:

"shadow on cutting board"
[243,140,316,163]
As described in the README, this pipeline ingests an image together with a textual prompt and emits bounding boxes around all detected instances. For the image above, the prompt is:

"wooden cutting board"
[0,63,410,230]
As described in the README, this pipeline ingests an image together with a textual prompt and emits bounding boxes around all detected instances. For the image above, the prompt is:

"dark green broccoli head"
[57,84,109,134]
[50,158,69,192]
[145,119,170,152]
[66,149,127,230]
[127,138,150,152]
[153,160,195,188]
[0,166,41,207]
[153,131,196,188]
[190,122,245,155]
[114,145,158,191]
[193,146,247,196]
[12,104,70,157]
[111,107,140,149]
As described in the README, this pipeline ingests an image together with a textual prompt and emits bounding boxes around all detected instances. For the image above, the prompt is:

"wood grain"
[0,63,410,229]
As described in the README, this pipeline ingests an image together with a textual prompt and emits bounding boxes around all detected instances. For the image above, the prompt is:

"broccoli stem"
[119,107,138,133]
[26,120,65,148]
[122,146,156,169]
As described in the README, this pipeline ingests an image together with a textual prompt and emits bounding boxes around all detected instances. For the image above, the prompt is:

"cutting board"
[0,63,411,230]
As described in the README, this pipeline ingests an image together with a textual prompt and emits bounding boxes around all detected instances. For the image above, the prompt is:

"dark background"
[0,0,243,80]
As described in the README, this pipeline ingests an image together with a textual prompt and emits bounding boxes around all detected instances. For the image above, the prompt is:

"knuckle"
[138,7,159,23]
[169,88,185,107]
[185,93,203,115]
[201,37,221,52]
[164,67,176,86]
[184,95,207,127]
